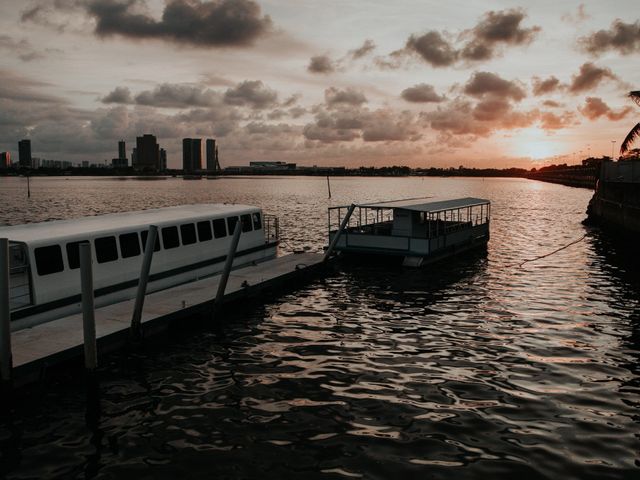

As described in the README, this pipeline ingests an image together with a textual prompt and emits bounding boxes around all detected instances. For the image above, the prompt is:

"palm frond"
[630,91,640,107]
[620,122,640,155]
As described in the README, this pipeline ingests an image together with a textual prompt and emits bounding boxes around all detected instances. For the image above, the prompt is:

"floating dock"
[8,252,325,387]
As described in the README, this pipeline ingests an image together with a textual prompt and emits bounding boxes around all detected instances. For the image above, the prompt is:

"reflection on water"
[0,176,639,479]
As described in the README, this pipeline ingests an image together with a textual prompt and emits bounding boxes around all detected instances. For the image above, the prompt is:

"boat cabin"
[1,204,279,330]
[328,197,490,266]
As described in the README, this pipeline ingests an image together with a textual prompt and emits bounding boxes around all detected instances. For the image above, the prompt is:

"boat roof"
[0,203,259,244]
[355,197,490,213]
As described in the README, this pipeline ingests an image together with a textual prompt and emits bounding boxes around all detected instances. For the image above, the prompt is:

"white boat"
[2,204,279,331]
[328,197,490,267]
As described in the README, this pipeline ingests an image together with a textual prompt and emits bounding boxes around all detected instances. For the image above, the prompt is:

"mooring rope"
[515,234,588,268]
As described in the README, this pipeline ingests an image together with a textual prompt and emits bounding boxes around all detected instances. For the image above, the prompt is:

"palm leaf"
[630,91,640,107]
[620,122,640,155]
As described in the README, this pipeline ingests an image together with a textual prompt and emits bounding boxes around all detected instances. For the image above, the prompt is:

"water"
[0,176,639,479]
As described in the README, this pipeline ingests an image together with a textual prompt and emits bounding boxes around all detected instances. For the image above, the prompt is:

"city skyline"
[1,1,639,169]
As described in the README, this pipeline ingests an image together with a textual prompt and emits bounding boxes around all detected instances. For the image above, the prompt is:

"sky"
[1,0,639,169]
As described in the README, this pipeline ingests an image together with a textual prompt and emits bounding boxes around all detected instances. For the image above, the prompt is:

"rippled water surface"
[1,175,639,479]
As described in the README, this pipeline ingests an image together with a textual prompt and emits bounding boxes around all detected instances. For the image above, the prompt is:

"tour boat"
[328,197,490,267]
[2,204,279,331]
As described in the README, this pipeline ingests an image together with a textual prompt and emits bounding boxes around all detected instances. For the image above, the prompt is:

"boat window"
[241,214,253,232]
[141,229,161,252]
[95,236,119,263]
[180,223,197,245]
[213,218,227,238]
[35,245,64,276]
[197,221,213,242]
[162,226,180,249]
[252,212,262,230]
[66,240,90,269]
[119,232,141,258]
[226,216,239,234]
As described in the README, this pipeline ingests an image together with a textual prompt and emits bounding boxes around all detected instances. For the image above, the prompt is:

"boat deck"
[10,252,325,386]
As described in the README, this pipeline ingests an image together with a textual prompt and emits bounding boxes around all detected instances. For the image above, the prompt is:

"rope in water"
[516,234,588,268]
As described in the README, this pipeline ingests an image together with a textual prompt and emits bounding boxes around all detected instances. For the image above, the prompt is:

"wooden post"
[0,239,12,384]
[130,225,158,340]
[324,204,356,262]
[215,220,242,305]
[327,176,331,199]
[79,243,97,372]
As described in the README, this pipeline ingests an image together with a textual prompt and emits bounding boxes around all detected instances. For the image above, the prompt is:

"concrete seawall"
[586,159,640,234]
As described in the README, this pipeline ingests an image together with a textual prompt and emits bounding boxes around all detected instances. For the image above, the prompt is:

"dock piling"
[131,225,158,340]
[79,243,97,372]
[327,176,332,199]
[0,239,13,384]
[215,220,242,306]
[324,204,356,261]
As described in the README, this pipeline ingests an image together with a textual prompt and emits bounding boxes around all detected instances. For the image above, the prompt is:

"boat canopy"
[351,197,490,213]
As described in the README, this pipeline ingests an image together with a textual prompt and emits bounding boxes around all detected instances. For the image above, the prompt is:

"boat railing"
[263,214,280,243]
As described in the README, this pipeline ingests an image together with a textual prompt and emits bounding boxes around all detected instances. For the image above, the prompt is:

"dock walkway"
[10,252,325,386]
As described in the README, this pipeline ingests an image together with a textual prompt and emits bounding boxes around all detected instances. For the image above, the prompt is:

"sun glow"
[505,128,567,161]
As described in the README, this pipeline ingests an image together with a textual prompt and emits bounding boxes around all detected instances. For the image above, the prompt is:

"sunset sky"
[1,0,639,169]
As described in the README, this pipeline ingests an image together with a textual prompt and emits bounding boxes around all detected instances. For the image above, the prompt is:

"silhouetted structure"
[160,148,167,171]
[182,138,202,173]
[0,152,10,169]
[206,139,220,172]
[134,134,159,171]
[118,140,126,161]
[18,139,32,168]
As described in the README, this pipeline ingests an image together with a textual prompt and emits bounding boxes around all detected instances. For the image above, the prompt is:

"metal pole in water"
[79,243,97,372]
[327,176,332,199]
[215,220,242,306]
[130,225,158,340]
[324,203,356,262]
[0,239,13,384]
[27,174,31,199]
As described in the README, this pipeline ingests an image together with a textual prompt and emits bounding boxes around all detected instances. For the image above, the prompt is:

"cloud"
[200,73,235,86]
[0,35,45,62]
[568,62,618,94]
[324,87,367,108]
[561,4,590,24]
[543,100,563,108]
[463,72,526,101]
[579,20,640,56]
[136,83,221,107]
[405,31,458,67]
[303,107,421,143]
[349,39,376,59]
[538,111,577,130]
[460,8,540,61]
[400,84,445,103]
[223,80,278,109]
[579,96,633,121]
[532,76,561,96]
[0,70,62,104]
[101,86,133,104]
[307,55,337,74]
[63,0,272,47]
[245,122,296,135]
[382,8,539,69]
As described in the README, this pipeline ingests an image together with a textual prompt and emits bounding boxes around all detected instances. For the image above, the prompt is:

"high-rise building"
[134,134,159,171]
[18,139,32,168]
[118,140,126,160]
[0,152,10,169]
[159,148,167,172]
[206,139,221,171]
[206,139,216,171]
[182,138,202,173]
